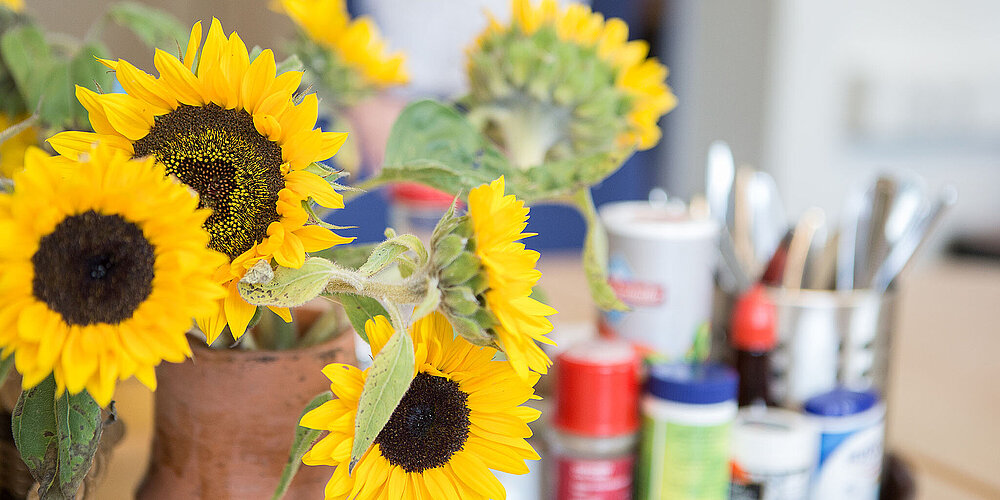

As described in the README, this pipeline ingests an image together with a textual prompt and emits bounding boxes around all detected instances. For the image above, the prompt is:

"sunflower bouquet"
[361,0,677,311]
[0,11,557,500]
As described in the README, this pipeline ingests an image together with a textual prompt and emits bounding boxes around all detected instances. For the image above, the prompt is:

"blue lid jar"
[803,388,880,417]
[647,362,738,405]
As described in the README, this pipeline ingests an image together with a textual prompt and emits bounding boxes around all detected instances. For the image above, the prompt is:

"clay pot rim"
[185,330,354,363]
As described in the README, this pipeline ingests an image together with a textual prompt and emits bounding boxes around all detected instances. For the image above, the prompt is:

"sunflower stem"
[323,270,430,306]
[483,100,568,170]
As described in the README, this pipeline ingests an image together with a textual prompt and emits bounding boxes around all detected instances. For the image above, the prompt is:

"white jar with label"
[729,406,819,500]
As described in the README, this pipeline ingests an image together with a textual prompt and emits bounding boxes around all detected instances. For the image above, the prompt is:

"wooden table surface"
[94,254,1000,499]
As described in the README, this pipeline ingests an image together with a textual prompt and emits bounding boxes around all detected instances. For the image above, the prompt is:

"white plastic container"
[804,389,885,500]
[729,406,820,500]
[598,201,718,360]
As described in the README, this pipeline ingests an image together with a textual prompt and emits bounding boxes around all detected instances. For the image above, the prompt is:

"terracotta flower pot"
[136,328,355,499]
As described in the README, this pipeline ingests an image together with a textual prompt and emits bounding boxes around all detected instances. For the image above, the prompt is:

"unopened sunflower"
[0,143,226,406]
[276,0,408,104]
[432,176,556,380]
[466,0,677,168]
[48,18,355,342]
[302,312,540,499]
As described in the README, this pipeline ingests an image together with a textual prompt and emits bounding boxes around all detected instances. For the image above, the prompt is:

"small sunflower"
[466,176,556,379]
[466,0,676,167]
[277,0,408,99]
[0,112,36,178]
[431,176,556,380]
[301,312,541,499]
[48,18,355,342]
[0,143,227,406]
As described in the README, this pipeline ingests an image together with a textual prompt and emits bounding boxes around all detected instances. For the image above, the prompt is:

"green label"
[637,416,731,500]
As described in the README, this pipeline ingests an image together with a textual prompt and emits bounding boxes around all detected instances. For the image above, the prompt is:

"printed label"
[637,418,731,500]
[555,455,634,500]
[606,255,667,309]
[729,466,812,500]
[812,425,883,500]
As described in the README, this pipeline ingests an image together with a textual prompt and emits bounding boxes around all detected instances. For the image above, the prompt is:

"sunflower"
[466,176,556,380]
[466,0,676,167]
[0,0,22,12]
[0,143,226,406]
[301,312,541,499]
[47,18,355,343]
[277,0,408,91]
[0,112,36,178]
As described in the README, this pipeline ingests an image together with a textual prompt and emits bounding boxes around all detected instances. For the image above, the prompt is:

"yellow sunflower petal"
[284,170,343,208]
[224,280,257,339]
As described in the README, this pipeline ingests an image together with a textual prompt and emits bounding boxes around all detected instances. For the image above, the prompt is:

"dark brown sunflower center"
[132,103,284,260]
[375,372,471,473]
[31,210,155,326]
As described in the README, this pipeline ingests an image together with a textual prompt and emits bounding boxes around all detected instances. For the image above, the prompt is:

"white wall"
[661,0,1000,245]
[763,0,1000,239]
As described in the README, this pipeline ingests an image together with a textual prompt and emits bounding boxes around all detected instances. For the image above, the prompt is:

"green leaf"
[1,24,54,111]
[55,390,103,497]
[37,60,73,129]
[275,53,304,75]
[350,328,415,472]
[312,243,375,270]
[238,258,352,308]
[357,240,410,278]
[575,189,627,311]
[0,353,13,387]
[379,100,506,196]
[107,2,188,51]
[685,321,712,363]
[12,376,103,500]
[271,391,333,500]
[331,293,389,344]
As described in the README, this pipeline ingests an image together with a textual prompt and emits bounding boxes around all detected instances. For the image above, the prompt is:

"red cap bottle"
[554,339,641,437]
[729,285,777,406]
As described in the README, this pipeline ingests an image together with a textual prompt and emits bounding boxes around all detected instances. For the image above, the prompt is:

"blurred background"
[21,0,1000,499]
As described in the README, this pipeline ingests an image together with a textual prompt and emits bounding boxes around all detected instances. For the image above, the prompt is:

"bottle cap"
[803,388,880,417]
[647,362,738,405]
[730,285,777,351]
[554,339,640,437]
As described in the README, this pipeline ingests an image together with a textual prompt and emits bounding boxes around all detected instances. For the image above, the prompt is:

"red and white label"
[608,278,665,308]
[555,455,634,500]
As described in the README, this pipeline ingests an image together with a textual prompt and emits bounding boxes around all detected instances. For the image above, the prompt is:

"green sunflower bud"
[442,286,479,316]
[428,212,500,348]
